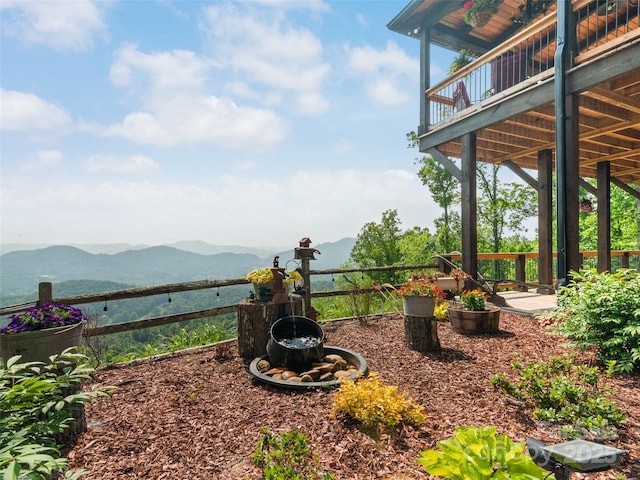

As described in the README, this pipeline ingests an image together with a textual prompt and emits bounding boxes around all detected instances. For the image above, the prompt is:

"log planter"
[404,314,440,352]
[402,296,441,352]
[448,304,501,335]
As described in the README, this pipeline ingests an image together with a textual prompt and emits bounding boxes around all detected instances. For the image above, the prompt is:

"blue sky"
[0,0,457,249]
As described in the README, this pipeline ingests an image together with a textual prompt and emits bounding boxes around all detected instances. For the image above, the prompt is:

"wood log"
[404,314,440,353]
[237,296,302,360]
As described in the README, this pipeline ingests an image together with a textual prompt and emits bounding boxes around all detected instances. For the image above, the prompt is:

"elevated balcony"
[390,0,640,185]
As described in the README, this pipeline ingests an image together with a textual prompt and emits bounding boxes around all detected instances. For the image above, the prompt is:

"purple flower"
[1,302,87,334]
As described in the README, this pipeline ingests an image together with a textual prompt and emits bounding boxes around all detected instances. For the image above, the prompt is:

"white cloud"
[96,45,290,150]
[366,77,410,106]
[202,3,330,112]
[84,154,161,175]
[0,0,107,50]
[332,138,355,155]
[0,168,436,246]
[0,89,71,131]
[110,44,214,91]
[20,150,65,172]
[295,92,330,116]
[346,41,418,106]
[89,93,288,150]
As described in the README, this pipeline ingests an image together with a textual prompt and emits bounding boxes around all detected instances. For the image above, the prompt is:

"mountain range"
[0,238,356,300]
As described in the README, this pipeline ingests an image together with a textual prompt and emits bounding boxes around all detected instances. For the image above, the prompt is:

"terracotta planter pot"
[448,304,500,335]
[402,296,436,317]
[0,322,84,364]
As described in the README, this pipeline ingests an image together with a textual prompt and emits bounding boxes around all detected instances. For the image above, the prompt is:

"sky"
[0,0,459,250]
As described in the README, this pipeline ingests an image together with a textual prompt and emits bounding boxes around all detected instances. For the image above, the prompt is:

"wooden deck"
[492,290,557,317]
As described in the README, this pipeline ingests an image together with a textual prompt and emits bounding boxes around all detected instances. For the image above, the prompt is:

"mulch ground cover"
[68,312,639,479]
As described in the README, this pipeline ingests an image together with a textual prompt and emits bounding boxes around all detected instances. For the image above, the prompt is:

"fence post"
[515,254,528,292]
[38,282,53,305]
[621,252,630,269]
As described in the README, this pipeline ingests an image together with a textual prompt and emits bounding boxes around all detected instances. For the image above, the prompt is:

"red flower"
[463,1,475,12]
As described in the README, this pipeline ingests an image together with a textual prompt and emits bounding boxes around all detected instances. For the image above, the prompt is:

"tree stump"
[404,314,440,352]
[237,296,302,360]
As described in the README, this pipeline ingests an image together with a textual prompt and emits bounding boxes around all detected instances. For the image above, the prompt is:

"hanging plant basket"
[469,9,493,28]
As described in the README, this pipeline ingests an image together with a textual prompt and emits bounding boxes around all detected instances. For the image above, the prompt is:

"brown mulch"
[67,312,640,480]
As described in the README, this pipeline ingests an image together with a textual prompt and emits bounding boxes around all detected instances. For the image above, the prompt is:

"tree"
[349,209,404,269]
[476,163,536,254]
[579,182,640,252]
[408,132,461,253]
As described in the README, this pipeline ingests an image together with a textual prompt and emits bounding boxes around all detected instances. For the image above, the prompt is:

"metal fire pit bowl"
[249,346,368,390]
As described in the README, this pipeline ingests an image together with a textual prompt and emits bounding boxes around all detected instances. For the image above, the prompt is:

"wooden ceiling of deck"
[434,67,640,184]
[394,0,640,185]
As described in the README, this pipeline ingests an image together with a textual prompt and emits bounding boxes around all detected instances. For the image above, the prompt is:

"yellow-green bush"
[332,372,426,435]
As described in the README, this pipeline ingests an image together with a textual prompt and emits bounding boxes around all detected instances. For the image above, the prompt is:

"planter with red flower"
[394,276,446,318]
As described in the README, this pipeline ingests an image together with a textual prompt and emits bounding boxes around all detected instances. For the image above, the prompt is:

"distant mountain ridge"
[0,238,355,299]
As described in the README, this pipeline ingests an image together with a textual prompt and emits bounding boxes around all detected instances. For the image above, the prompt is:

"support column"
[418,22,430,135]
[538,149,554,293]
[555,0,580,286]
[461,133,478,280]
[597,161,611,272]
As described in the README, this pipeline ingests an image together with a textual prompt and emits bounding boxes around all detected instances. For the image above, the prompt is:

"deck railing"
[1,250,638,340]
[427,0,639,126]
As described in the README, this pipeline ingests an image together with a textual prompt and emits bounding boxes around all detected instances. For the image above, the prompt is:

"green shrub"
[491,354,626,440]
[553,268,640,372]
[251,427,333,480]
[417,426,550,479]
[0,349,112,479]
[332,372,426,438]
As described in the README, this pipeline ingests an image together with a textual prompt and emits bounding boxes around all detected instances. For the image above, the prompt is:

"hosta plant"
[417,426,551,479]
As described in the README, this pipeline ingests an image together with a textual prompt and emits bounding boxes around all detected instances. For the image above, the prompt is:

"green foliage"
[490,354,626,440]
[349,210,405,281]
[417,426,550,479]
[476,163,537,257]
[251,427,333,480]
[579,182,640,251]
[460,289,487,311]
[553,268,640,372]
[332,372,426,438]
[411,132,461,255]
[0,349,111,479]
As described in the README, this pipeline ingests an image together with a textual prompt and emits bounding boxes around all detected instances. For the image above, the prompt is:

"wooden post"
[515,254,528,292]
[236,296,302,360]
[404,315,440,353]
[39,282,53,305]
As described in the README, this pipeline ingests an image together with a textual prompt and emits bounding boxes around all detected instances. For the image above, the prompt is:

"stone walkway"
[493,290,557,316]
